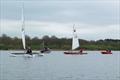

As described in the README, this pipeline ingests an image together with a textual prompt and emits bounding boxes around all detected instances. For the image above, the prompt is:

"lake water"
[0,50,120,80]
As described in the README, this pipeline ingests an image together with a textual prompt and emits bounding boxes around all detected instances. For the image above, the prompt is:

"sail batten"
[72,25,79,50]
[21,4,26,49]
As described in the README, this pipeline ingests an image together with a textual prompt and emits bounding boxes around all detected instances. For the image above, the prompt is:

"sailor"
[40,47,46,53]
[108,50,111,52]
[80,48,83,53]
[107,50,111,52]
[26,47,32,55]
[44,47,48,51]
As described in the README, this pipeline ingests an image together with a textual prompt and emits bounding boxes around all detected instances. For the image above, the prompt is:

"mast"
[21,3,26,49]
[43,40,45,48]
[72,24,79,50]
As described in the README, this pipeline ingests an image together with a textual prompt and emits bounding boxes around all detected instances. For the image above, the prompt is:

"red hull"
[101,51,112,54]
[64,51,87,55]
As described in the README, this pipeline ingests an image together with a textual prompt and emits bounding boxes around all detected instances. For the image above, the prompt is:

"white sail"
[21,4,26,49]
[72,25,79,50]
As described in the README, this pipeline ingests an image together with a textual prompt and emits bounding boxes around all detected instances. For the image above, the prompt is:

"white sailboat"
[64,25,87,54]
[11,4,36,57]
[21,4,43,57]
[21,4,33,57]
[21,4,32,56]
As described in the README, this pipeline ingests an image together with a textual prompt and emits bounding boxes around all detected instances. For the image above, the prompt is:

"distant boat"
[40,41,51,53]
[64,25,87,55]
[101,50,112,54]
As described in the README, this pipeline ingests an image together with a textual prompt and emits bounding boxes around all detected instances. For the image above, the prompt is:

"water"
[0,50,120,80]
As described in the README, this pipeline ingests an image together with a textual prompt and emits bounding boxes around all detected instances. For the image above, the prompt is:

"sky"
[0,0,120,40]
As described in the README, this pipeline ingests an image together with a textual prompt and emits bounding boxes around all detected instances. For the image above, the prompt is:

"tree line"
[0,34,120,50]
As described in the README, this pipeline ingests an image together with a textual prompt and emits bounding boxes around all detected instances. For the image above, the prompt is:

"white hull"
[23,54,35,58]
[38,53,44,56]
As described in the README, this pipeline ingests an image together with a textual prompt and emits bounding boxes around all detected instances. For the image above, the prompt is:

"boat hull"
[11,52,39,55]
[37,53,44,56]
[101,51,112,54]
[40,50,51,53]
[64,51,87,55]
[10,53,35,57]
[23,54,35,58]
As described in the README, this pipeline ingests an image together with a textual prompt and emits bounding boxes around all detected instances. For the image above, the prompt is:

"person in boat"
[108,50,111,52]
[106,50,111,53]
[41,47,50,53]
[26,47,32,55]
[44,47,49,51]
[79,48,83,53]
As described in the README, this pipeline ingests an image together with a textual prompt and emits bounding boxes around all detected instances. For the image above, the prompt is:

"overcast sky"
[0,0,120,40]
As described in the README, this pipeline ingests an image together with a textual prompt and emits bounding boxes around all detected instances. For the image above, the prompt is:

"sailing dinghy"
[64,25,87,55]
[40,41,51,53]
[101,50,112,54]
[11,4,37,56]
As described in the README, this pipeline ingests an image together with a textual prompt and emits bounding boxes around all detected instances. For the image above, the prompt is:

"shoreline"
[0,50,120,51]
